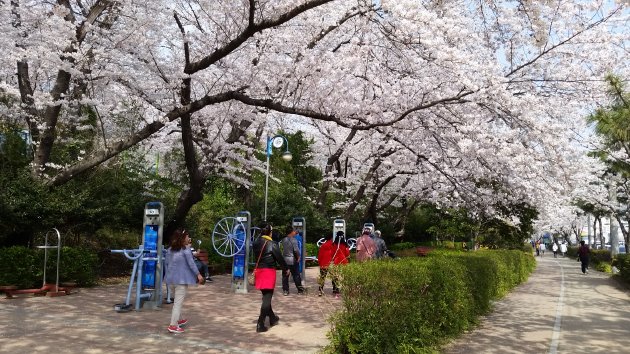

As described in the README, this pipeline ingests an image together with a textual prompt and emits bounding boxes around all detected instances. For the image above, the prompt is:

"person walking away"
[552,242,559,258]
[578,240,590,274]
[253,224,288,332]
[317,233,335,296]
[539,242,546,256]
[560,242,567,257]
[164,229,204,334]
[330,231,351,298]
[356,228,377,262]
[535,241,540,256]
[281,226,305,296]
[373,230,387,259]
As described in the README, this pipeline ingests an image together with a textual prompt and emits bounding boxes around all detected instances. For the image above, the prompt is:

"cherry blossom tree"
[1,0,628,234]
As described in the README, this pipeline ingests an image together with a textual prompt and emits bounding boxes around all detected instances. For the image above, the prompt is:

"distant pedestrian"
[373,230,387,259]
[280,226,305,296]
[164,229,204,334]
[252,224,288,332]
[189,239,212,282]
[560,242,567,257]
[535,241,541,256]
[539,242,546,256]
[356,228,377,262]
[578,241,590,274]
[552,242,558,258]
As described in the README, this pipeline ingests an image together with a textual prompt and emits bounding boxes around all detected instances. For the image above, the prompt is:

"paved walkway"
[0,267,337,354]
[2,256,630,353]
[443,255,630,353]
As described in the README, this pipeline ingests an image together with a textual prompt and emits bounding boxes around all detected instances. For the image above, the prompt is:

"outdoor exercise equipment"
[292,216,307,281]
[211,211,251,293]
[111,202,165,312]
[316,218,356,250]
[2,228,74,298]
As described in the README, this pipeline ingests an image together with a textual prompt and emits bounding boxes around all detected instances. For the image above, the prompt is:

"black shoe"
[205,277,213,282]
[297,287,305,295]
[283,290,289,296]
[256,323,268,333]
[270,315,280,327]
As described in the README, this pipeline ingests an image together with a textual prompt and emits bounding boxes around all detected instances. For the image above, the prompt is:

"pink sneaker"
[177,319,188,327]
[168,325,184,333]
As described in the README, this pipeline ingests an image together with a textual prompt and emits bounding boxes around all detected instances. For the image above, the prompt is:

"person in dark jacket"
[578,240,590,274]
[252,224,288,332]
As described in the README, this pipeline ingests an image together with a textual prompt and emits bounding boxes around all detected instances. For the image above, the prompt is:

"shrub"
[326,250,535,353]
[616,254,630,283]
[389,242,416,251]
[0,246,39,288]
[0,246,98,287]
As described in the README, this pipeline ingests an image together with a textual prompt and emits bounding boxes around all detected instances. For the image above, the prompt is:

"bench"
[1,283,76,299]
[304,256,318,267]
[195,249,209,266]
[416,246,433,257]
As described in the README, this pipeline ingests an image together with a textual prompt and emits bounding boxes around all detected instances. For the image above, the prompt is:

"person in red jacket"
[330,231,351,298]
[317,233,334,296]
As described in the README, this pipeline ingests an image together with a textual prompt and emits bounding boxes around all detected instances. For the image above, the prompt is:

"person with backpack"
[317,233,334,296]
[578,240,590,274]
[356,228,377,262]
[330,231,350,298]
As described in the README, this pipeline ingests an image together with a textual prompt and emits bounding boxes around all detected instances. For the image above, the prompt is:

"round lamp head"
[281,151,293,162]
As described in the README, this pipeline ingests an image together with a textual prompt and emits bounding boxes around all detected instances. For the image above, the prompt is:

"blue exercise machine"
[112,202,165,312]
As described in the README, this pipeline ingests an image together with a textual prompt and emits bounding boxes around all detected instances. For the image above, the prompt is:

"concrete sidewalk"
[443,255,630,353]
[3,256,630,353]
[0,267,338,354]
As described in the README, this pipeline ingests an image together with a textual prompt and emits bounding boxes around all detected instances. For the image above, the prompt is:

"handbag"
[248,240,268,286]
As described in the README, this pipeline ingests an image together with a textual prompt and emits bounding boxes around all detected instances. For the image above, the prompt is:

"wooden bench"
[1,283,76,298]
[195,249,209,266]
[416,246,433,257]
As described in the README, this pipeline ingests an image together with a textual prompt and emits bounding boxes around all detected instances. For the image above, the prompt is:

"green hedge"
[616,254,630,283]
[0,246,98,287]
[325,249,535,353]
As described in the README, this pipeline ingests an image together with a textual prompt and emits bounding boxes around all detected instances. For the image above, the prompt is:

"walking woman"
[330,231,351,298]
[164,229,204,334]
[252,224,288,332]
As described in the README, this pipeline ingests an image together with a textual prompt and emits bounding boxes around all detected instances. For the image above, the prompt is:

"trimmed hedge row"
[615,254,630,283]
[325,249,535,353]
[0,246,98,288]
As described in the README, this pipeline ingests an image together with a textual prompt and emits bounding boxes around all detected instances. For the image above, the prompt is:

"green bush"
[591,249,612,265]
[0,246,39,288]
[325,250,535,353]
[616,254,630,283]
[389,242,416,251]
[0,246,98,287]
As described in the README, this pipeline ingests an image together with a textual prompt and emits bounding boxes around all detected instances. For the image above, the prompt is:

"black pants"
[282,263,303,292]
[580,257,589,274]
[258,289,275,324]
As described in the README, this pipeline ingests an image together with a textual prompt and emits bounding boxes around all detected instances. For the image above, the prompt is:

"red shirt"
[332,243,350,265]
[318,240,334,268]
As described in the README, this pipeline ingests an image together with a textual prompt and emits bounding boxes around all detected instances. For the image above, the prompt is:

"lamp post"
[264,134,293,221]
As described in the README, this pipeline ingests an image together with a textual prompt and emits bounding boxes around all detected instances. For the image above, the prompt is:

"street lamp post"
[264,134,293,222]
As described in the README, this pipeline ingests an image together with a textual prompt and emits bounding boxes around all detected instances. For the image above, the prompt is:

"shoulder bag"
[248,240,268,286]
